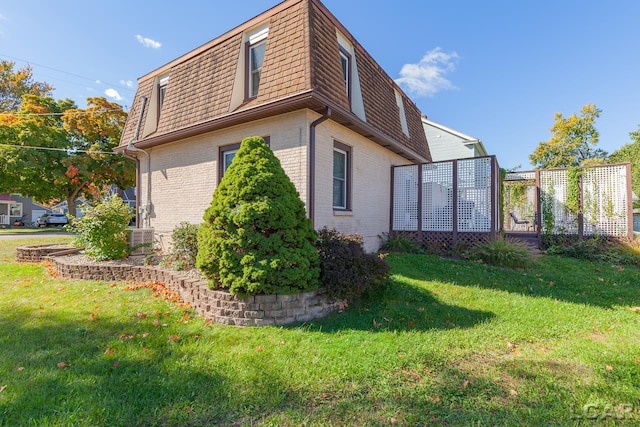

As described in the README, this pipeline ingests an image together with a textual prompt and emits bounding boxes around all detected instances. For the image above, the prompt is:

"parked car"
[37,213,69,227]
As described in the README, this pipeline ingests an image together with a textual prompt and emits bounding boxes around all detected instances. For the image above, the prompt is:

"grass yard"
[1,237,639,426]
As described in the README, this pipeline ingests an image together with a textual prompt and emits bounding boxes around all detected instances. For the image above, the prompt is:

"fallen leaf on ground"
[136,311,148,319]
[430,396,441,403]
[57,362,68,369]
[104,348,115,355]
[509,389,518,396]
[462,379,470,388]
[0,385,6,393]
[605,365,614,371]
[16,367,24,372]
[256,346,264,352]
[169,335,179,342]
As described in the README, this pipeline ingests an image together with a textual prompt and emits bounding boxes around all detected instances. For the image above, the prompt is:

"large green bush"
[317,227,390,303]
[68,194,132,261]
[196,136,319,296]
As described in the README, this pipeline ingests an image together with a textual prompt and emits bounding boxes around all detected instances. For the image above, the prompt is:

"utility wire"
[0,143,122,156]
[0,53,135,93]
[0,109,125,117]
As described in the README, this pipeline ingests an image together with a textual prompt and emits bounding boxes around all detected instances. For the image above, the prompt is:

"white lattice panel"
[582,165,628,236]
[392,165,419,231]
[422,162,453,231]
[457,158,492,232]
[505,171,536,181]
[540,170,578,234]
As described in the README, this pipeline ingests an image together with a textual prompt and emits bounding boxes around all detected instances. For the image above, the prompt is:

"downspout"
[308,107,331,228]
[125,96,150,229]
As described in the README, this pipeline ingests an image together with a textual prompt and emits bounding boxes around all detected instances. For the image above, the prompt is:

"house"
[51,199,87,217]
[422,117,487,162]
[0,194,32,225]
[116,0,430,251]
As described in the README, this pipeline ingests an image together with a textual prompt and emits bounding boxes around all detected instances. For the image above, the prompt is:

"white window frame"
[247,28,267,100]
[332,142,351,210]
[339,46,351,99]
[9,202,22,217]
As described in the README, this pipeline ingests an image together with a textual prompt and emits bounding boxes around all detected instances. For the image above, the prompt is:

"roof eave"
[117,91,429,163]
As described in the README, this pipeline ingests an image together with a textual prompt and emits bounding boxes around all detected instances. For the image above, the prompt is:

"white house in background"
[422,117,488,162]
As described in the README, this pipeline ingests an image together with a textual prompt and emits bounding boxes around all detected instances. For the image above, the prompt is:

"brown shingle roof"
[119,0,430,162]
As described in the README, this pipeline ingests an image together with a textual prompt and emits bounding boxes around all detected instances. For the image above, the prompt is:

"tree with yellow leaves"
[529,104,607,169]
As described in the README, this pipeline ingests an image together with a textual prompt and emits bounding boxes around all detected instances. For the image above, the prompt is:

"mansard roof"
[119,0,430,162]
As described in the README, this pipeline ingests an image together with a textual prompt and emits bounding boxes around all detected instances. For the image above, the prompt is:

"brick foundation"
[16,245,342,326]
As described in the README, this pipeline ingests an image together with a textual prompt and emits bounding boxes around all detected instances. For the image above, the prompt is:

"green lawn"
[1,238,639,426]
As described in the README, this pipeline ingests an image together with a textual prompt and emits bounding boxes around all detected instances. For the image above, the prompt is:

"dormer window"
[339,46,351,99]
[157,75,169,121]
[246,26,268,99]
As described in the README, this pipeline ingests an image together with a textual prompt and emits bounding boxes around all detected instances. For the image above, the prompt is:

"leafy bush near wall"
[196,136,319,297]
[378,232,424,254]
[317,227,390,303]
[161,222,200,270]
[68,194,132,261]
[466,236,537,269]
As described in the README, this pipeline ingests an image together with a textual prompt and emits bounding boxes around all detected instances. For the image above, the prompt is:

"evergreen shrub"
[196,136,319,296]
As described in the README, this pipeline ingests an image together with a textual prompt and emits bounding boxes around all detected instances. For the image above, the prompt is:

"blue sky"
[1,0,639,169]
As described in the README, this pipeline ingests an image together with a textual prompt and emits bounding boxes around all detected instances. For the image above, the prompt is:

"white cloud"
[104,88,123,101]
[395,47,459,98]
[95,80,102,85]
[119,79,134,88]
[135,34,162,49]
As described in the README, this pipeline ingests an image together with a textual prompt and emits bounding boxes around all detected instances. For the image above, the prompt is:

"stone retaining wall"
[25,248,341,326]
[14,244,74,262]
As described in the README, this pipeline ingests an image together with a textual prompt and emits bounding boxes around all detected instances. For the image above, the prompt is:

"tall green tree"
[530,104,607,168]
[608,125,640,208]
[0,96,132,216]
[0,60,52,112]
[197,136,319,296]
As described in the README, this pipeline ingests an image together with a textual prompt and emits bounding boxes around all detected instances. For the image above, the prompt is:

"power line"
[0,53,136,93]
[0,143,123,156]
[0,109,125,117]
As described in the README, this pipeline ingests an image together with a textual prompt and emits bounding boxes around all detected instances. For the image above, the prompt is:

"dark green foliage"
[467,236,537,269]
[68,194,132,261]
[162,222,200,270]
[379,232,424,254]
[317,227,390,303]
[546,235,640,266]
[196,136,319,296]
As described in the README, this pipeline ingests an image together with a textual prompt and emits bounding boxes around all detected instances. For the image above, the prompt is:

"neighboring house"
[422,117,488,162]
[116,0,430,251]
[0,194,33,226]
[107,186,137,211]
[51,199,87,218]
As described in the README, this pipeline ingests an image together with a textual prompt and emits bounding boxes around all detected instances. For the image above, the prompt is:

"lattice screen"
[582,165,628,236]
[392,165,419,231]
[422,162,453,231]
[539,170,578,234]
[457,158,492,232]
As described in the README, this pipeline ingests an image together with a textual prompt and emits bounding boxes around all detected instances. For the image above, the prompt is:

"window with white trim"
[339,46,351,99]
[333,141,351,210]
[9,202,22,217]
[246,26,268,99]
[157,75,169,121]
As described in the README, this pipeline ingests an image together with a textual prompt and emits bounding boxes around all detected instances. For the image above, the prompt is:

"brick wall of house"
[138,111,309,250]
[313,117,413,252]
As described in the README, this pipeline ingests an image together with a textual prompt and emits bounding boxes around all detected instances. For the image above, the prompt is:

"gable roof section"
[422,117,488,157]
[119,0,429,162]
